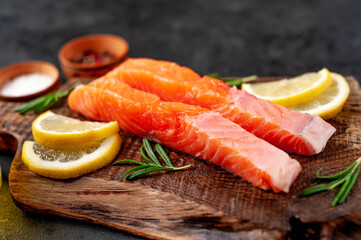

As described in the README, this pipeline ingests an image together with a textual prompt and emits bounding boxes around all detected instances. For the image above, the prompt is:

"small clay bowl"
[58,34,129,80]
[0,61,60,101]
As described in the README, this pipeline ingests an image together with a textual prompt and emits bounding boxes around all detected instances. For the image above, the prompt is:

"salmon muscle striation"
[68,77,301,193]
[107,58,336,156]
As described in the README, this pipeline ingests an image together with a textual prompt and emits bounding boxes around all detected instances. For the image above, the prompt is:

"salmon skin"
[68,77,301,193]
[107,58,336,156]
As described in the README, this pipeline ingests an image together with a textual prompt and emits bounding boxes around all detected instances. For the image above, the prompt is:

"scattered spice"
[0,73,54,97]
[71,50,115,65]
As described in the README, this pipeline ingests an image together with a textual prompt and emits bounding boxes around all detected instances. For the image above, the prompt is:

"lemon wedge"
[32,111,119,149]
[22,134,121,179]
[290,73,350,120]
[242,68,331,107]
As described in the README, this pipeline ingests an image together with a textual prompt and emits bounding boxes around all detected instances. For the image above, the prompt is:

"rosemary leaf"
[332,175,353,206]
[114,138,192,180]
[225,79,243,87]
[317,161,358,180]
[121,165,150,179]
[155,144,173,168]
[140,145,153,164]
[301,157,361,207]
[331,160,360,206]
[143,138,161,166]
[126,166,170,180]
[300,177,345,197]
[36,94,55,112]
[207,73,219,78]
[300,184,330,197]
[337,165,360,205]
[14,96,45,114]
[207,74,257,88]
[172,164,192,170]
[112,159,145,166]
[14,87,75,114]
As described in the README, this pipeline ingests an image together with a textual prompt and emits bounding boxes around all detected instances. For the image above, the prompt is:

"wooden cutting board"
[2,77,361,239]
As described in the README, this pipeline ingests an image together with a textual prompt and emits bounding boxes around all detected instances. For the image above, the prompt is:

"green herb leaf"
[332,174,352,206]
[126,166,170,180]
[334,165,360,206]
[14,96,45,114]
[14,87,75,115]
[155,144,173,167]
[301,157,361,206]
[112,159,145,166]
[140,145,153,164]
[224,79,243,87]
[300,178,345,197]
[207,74,257,88]
[143,138,161,166]
[121,165,150,179]
[113,138,192,180]
[316,161,358,180]
[207,73,219,78]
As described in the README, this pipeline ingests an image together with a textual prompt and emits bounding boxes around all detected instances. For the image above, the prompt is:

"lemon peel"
[291,73,350,120]
[242,68,331,107]
[32,111,119,149]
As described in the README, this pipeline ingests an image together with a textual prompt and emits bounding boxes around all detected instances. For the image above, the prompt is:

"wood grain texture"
[2,77,361,239]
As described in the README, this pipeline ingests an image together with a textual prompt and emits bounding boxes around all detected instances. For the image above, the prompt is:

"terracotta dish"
[58,34,129,79]
[0,61,60,101]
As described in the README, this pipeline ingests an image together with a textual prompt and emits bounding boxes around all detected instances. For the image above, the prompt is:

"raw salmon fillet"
[107,58,336,156]
[68,77,301,193]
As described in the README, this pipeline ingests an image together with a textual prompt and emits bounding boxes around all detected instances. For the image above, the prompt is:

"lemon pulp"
[22,134,121,179]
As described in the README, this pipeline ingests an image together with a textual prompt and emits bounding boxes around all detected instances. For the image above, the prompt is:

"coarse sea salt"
[0,73,54,97]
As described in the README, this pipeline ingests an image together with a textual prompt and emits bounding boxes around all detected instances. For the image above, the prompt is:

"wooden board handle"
[0,130,19,154]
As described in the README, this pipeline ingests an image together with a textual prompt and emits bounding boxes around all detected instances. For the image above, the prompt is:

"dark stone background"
[1,0,360,239]
[1,0,361,81]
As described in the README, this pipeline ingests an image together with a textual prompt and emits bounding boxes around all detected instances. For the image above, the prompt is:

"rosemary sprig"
[14,87,75,114]
[112,138,192,180]
[207,73,257,88]
[301,157,361,206]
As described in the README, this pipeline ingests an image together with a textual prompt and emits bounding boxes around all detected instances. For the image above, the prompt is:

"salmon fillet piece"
[68,77,301,193]
[107,58,336,156]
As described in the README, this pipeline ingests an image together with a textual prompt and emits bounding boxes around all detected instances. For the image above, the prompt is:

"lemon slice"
[242,68,331,107]
[32,111,119,149]
[290,73,350,120]
[22,134,121,179]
